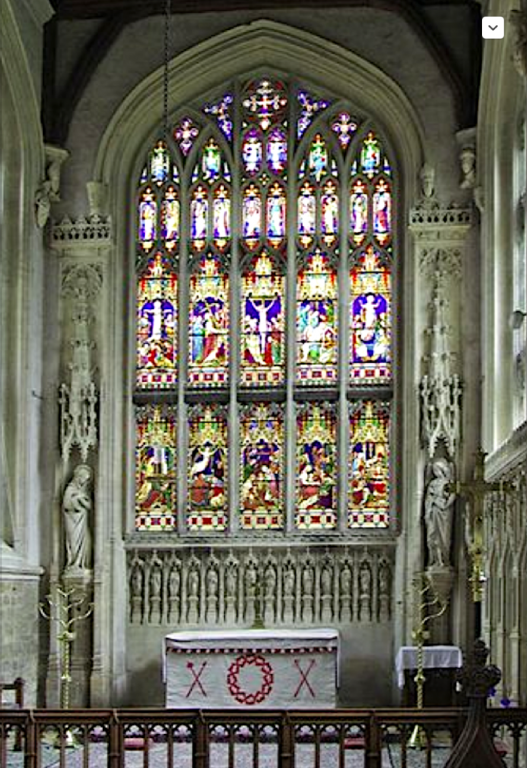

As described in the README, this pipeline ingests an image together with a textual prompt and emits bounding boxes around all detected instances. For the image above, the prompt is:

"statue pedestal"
[425,566,455,605]
[321,595,332,623]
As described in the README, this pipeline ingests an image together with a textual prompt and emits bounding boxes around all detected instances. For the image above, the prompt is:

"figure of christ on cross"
[450,449,511,637]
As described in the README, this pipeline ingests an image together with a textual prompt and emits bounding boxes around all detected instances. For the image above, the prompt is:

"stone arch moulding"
[0,0,47,188]
[93,19,426,199]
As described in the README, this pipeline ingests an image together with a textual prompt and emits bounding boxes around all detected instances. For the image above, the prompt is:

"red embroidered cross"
[186,661,207,697]
[293,658,316,697]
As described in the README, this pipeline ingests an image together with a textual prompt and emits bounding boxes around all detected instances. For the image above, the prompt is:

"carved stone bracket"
[125,545,395,628]
[59,264,103,463]
[52,214,112,245]
[409,205,472,245]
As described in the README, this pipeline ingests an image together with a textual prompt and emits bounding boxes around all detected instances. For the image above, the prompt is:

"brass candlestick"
[408,573,448,749]
[40,584,93,724]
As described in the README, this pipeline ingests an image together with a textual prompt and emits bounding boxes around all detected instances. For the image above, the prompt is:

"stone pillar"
[51,214,114,705]
[409,187,473,645]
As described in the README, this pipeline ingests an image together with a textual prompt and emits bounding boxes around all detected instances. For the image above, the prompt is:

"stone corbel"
[35,144,69,228]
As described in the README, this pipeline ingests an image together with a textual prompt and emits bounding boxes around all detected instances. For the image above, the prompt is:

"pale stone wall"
[56,7,465,217]
[46,12,480,706]
[0,575,41,706]
[478,0,527,705]
[0,0,53,703]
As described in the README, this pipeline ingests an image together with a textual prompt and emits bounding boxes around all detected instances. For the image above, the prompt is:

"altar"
[396,645,463,706]
[164,629,339,708]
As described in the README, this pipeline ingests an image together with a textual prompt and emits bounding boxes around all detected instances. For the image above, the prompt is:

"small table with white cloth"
[396,645,463,706]
[164,629,339,708]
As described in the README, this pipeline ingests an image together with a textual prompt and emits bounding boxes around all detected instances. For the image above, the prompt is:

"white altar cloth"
[165,629,339,708]
[395,645,463,688]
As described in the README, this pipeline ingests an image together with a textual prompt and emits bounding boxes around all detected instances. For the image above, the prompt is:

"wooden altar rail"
[0,707,526,768]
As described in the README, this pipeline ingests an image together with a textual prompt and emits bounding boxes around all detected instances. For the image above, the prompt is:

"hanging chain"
[163,0,171,144]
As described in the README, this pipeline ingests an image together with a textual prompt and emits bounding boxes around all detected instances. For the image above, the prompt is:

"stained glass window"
[350,246,391,383]
[188,253,229,386]
[349,401,390,528]
[135,405,177,530]
[134,76,397,533]
[240,403,284,529]
[187,405,228,531]
[241,252,285,386]
[297,250,338,384]
[296,404,337,529]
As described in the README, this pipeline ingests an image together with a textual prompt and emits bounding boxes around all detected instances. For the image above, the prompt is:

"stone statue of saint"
[424,458,456,567]
[63,464,93,571]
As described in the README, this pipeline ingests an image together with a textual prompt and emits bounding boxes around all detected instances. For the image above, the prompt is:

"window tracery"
[133,76,395,534]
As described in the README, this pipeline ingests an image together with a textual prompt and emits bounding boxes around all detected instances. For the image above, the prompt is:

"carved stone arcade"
[127,545,394,628]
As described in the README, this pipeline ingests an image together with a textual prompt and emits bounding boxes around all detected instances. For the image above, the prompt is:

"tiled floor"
[4,739,454,767]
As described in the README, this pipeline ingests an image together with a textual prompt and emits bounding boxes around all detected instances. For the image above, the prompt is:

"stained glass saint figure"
[241,252,285,386]
[242,129,263,176]
[308,134,328,183]
[136,252,177,389]
[191,186,208,249]
[298,182,316,247]
[373,178,391,244]
[297,251,337,384]
[150,141,170,185]
[320,180,339,245]
[240,403,284,529]
[135,405,177,530]
[161,186,179,249]
[213,184,231,249]
[350,247,391,382]
[188,254,229,386]
[296,404,337,529]
[349,400,390,527]
[350,179,368,245]
[243,185,262,247]
[187,405,228,530]
[202,139,222,183]
[266,183,286,246]
[267,127,287,175]
[360,131,381,177]
[139,187,157,250]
